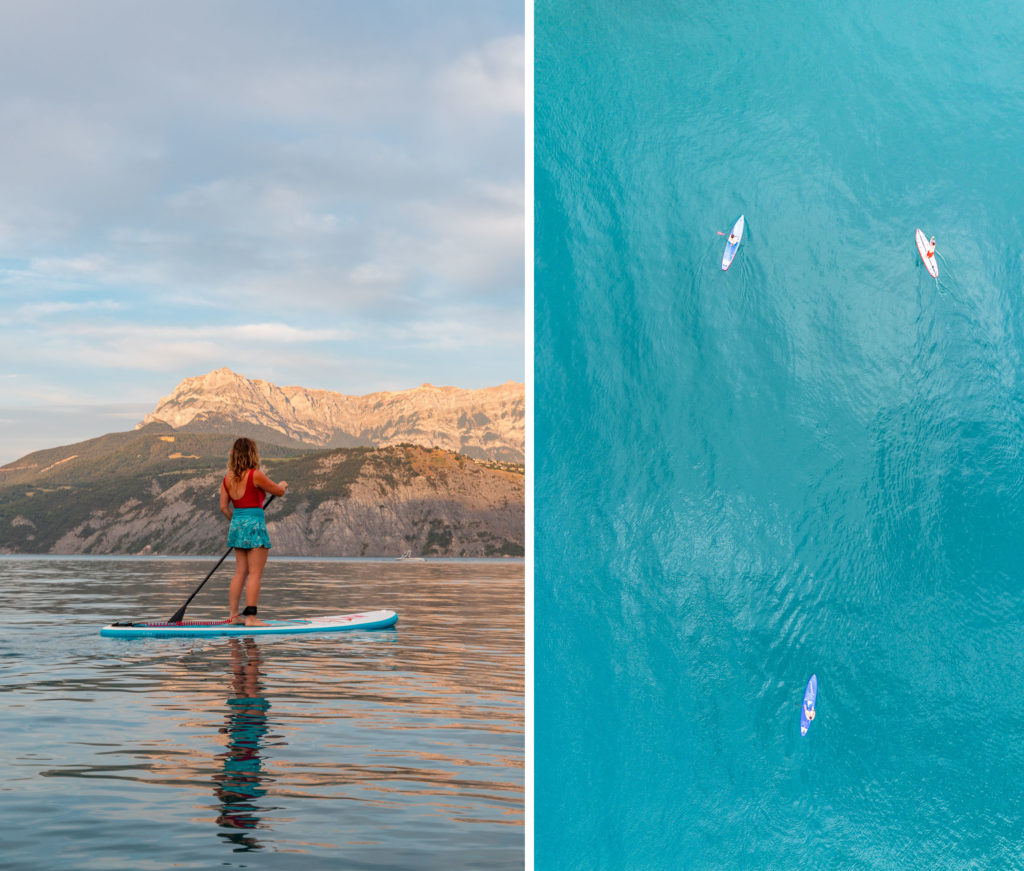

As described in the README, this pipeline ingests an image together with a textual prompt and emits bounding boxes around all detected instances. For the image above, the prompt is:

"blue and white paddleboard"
[800,674,818,736]
[721,215,745,270]
[101,609,398,638]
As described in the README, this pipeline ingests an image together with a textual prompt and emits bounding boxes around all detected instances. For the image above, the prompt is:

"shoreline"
[0,552,524,564]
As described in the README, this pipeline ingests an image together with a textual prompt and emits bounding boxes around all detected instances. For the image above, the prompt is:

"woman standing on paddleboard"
[220,438,288,627]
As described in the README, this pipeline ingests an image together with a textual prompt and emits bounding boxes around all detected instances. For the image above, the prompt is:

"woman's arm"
[253,469,288,497]
[219,480,232,519]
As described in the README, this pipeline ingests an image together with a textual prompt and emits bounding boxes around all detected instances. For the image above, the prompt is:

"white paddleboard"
[800,674,818,736]
[101,609,398,638]
[916,228,938,278]
[722,215,745,270]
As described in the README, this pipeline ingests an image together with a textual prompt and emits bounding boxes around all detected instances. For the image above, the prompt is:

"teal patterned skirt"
[227,507,272,550]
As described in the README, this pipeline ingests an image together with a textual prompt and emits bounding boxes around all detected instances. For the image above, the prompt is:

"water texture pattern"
[0,557,523,870]
[535,1,1024,868]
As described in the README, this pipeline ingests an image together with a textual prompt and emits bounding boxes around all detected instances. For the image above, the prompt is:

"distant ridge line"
[137,367,525,463]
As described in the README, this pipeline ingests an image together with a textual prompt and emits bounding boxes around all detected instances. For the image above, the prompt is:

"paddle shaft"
[168,494,275,623]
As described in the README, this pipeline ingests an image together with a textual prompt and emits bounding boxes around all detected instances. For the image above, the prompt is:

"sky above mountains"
[0,0,524,464]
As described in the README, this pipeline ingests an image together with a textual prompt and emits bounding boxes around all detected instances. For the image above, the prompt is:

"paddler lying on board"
[926,236,936,260]
[803,700,816,723]
[220,437,289,627]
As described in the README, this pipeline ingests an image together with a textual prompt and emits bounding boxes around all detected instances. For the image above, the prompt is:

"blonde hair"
[228,437,260,481]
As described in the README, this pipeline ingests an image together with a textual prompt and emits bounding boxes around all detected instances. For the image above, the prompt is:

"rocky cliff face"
[262,449,524,558]
[7,444,524,558]
[137,368,525,462]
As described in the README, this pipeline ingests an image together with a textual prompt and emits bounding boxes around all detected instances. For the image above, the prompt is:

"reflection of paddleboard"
[916,228,938,278]
[101,610,398,638]
[800,674,818,736]
[721,215,745,270]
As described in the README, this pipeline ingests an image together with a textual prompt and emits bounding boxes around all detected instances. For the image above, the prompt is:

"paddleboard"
[721,214,745,271]
[101,609,398,638]
[800,674,818,736]
[916,228,938,278]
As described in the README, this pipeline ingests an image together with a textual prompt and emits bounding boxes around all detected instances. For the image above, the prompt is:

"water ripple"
[0,557,523,869]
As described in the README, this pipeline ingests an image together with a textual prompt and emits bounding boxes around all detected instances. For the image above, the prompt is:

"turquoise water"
[535,2,1024,868]
[0,558,523,869]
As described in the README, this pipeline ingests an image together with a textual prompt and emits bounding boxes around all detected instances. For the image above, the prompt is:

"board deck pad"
[101,609,398,638]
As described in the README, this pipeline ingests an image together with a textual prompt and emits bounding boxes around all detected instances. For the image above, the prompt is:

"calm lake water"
[0,556,523,870]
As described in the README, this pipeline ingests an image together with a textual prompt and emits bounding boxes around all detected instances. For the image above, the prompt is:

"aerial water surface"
[535,1,1024,867]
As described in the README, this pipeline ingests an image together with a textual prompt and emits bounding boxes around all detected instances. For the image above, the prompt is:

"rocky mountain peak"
[138,368,525,462]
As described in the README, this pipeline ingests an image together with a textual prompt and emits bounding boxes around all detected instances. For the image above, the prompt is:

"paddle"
[168,494,276,623]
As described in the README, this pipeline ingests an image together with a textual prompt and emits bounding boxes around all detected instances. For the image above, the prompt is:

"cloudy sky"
[0,0,524,464]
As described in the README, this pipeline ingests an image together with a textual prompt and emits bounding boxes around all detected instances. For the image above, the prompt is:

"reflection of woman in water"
[212,637,273,850]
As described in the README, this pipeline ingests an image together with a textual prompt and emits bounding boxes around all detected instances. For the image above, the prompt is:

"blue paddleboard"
[800,674,818,736]
[721,214,745,270]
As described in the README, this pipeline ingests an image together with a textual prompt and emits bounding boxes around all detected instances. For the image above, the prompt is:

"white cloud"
[16,299,121,318]
[27,255,110,276]
[435,34,525,117]
[62,320,348,344]
[166,179,346,240]
[2,319,351,382]
[228,323,348,343]
[387,316,523,352]
[0,1,524,445]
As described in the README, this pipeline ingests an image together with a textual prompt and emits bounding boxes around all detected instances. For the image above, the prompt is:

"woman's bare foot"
[240,605,266,627]
[227,613,244,624]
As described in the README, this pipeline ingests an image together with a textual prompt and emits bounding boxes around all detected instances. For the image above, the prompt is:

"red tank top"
[223,468,265,508]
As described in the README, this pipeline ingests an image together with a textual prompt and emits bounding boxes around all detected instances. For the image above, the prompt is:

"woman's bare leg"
[228,549,249,623]
[243,547,270,626]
